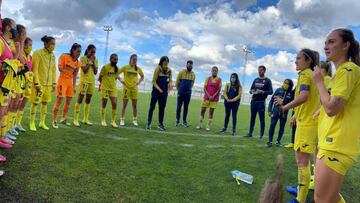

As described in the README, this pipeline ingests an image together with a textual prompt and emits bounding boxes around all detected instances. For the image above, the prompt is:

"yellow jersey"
[80,55,98,84]
[294,68,319,127]
[100,64,120,91]
[318,62,360,158]
[32,48,56,86]
[119,64,144,89]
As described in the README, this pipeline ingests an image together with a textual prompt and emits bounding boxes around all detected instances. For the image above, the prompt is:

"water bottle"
[231,170,253,184]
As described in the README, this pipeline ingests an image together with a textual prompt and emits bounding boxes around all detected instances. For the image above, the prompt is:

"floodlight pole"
[103,25,113,65]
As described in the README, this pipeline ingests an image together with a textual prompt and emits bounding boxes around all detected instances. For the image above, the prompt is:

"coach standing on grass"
[244,65,273,141]
[175,60,195,127]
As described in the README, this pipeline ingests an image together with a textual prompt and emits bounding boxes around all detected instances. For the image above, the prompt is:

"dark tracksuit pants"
[223,102,240,131]
[268,112,288,143]
[248,100,265,137]
[147,91,168,125]
[291,123,296,144]
[176,93,191,123]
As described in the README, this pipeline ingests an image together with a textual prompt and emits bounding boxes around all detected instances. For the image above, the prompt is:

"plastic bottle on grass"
[231,170,253,184]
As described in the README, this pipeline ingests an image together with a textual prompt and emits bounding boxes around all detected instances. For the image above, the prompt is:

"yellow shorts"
[294,125,318,154]
[31,85,52,104]
[202,100,218,109]
[56,80,74,98]
[317,149,356,175]
[23,86,32,99]
[0,91,10,107]
[101,89,118,99]
[122,87,138,100]
[78,82,95,95]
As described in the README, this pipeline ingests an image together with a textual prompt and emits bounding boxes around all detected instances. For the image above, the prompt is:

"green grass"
[0,92,359,202]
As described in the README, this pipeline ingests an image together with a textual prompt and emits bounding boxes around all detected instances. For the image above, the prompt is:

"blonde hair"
[258,155,284,203]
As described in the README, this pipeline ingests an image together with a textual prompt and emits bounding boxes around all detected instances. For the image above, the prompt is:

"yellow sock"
[84,103,90,122]
[1,114,8,135]
[7,111,15,130]
[296,164,311,203]
[337,194,346,203]
[15,110,24,125]
[111,109,116,123]
[207,119,213,127]
[40,103,47,124]
[30,104,37,124]
[101,108,106,122]
[74,103,80,122]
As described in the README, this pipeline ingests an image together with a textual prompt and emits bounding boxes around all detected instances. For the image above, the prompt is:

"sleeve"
[80,56,87,67]
[265,78,273,95]
[250,79,255,92]
[218,78,222,89]
[298,72,311,92]
[52,55,56,84]
[233,85,243,101]
[223,84,229,100]
[94,58,99,68]
[268,89,276,112]
[0,40,4,57]
[169,69,173,84]
[331,68,357,101]
[100,66,106,77]
[138,67,144,76]
[175,71,181,89]
[204,77,208,88]
[32,51,40,85]
[152,67,160,89]
[58,55,65,71]
[192,72,195,87]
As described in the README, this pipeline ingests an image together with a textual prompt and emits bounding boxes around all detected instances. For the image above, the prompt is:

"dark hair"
[230,73,241,91]
[69,43,81,56]
[16,24,26,35]
[158,56,169,67]
[129,54,138,71]
[258,65,266,71]
[2,18,14,32]
[333,28,360,66]
[25,37,32,44]
[187,60,193,65]
[41,35,55,44]
[320,61,332,77]
[84,44,96,56]
[110,53,118,73]
[212,66,218,70]
[284,78,294,91]
[300,48,319,70]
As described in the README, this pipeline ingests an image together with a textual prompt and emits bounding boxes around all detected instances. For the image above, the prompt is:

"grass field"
[0,92,359,202]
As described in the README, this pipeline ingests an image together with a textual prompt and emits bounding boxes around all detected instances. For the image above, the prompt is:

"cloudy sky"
[3,0,360,90]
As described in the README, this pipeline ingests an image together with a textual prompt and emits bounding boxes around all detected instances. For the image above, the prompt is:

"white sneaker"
[3,136,15,144]
[206,126,211,131]
[196,124,202,129]
[9,128,19,136]
[132,120,138,126]
[5,133,16,141]
[0,170,4,176]
[120,120,125,126]
[14,125,26,132]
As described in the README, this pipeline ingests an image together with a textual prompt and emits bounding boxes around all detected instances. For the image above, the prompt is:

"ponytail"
[41,35,55,45]
[334,28,360,66]
[300,48,318,70]
[84,44,96,56]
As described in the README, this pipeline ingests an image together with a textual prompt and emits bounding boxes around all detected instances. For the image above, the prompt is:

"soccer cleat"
[132,120,138,126]
[111,121,118,128]
[244,133,252,138]
[101,121,107,127]
[60,119,71,126]
[219,128,226,133]
[30,122,37,132]
[0,137,12,145]
[120,119,125,126]
[276,141,281,147]
[52,121,59,129]
[286,185,298,196]
[158,125,166,131]
[232,130,236,136]
[9,128,19,136]
[196,124,202,129]
[288,199,299,203]
[0,170,4,176]
[146,124,151,130]
[0,155,6,163]
[182,122,189,127]
[267,142,273,147]
[2,136,14,145]
[39,122,50,130]
[175,121,180,127]
[284,143,294,148]
[73,120,80,127]
[83,120,93,126]
[205,126,211,131]
[258,136,264,142]
[14,125,26,132]
[5,133,16,141]
[0,141,12,149]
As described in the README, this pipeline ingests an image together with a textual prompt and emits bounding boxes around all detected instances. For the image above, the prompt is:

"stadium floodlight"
[103,25,113,65]
[241,45,252,91]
